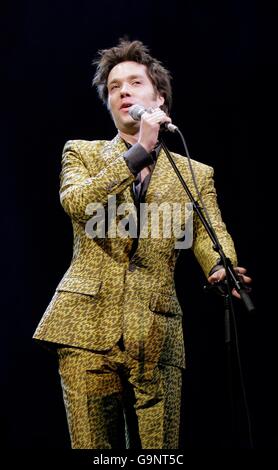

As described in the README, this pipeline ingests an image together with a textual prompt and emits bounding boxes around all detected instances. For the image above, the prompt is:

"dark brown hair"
[92,39,172,114]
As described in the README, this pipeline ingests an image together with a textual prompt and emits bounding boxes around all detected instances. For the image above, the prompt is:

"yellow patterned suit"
[33,134,237,448]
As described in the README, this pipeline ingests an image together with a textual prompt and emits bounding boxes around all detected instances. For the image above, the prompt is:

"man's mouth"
[120,103,133,110]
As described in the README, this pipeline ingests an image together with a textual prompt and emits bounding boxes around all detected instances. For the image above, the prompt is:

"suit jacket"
[33,134,237,368]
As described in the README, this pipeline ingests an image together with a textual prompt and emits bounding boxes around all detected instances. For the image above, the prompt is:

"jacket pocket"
[56,276,102,296]
[149,292,183,317]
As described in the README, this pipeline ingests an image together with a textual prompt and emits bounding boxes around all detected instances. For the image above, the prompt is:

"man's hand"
[138,108,171,153]
[208,266,252,299]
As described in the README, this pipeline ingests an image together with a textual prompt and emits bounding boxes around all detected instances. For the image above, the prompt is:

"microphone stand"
[159,136,255,447]
[159,137,255,311]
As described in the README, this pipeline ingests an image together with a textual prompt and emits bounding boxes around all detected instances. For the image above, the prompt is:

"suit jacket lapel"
[101,134,135,205]
[101,133,127,164]
[146,147,181,204]
[100,135,191,206]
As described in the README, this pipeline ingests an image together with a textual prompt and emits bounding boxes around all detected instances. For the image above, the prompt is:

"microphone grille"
[128,104,145,121]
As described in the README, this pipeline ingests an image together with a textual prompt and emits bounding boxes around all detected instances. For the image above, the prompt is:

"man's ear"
[157,95,165,108]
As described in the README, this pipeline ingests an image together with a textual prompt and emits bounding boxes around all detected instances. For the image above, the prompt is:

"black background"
[1,0,276,450]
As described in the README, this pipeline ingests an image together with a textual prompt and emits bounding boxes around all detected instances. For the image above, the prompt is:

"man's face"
[107,61,164,133]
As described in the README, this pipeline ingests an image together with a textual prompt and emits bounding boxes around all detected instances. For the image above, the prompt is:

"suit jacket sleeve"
[192,165,238,277]
[59,140,135,223]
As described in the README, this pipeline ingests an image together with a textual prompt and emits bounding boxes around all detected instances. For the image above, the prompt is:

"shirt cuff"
[124,143,154,175]
[208,261,224,276]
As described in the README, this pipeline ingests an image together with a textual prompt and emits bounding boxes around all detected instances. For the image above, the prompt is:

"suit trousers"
[57,342,182,449]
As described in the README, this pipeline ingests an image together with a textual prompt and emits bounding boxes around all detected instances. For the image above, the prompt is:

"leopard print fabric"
[33,134,237,367]
[57,344,182,449]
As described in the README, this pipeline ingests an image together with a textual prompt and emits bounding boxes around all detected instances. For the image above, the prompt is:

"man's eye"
[132,81,141,85]
[110,84,119,90]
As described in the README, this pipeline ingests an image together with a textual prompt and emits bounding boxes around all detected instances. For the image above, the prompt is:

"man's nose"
[120,82,131,96]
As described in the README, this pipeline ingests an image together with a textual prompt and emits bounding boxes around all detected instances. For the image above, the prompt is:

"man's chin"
[118,120,138,134]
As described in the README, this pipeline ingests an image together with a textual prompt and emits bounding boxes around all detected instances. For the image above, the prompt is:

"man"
[33,39,251,449]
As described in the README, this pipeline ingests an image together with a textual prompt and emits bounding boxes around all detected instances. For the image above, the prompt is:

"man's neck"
[118,130,139,146]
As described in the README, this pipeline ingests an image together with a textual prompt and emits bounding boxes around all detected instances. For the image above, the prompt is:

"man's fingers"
[237,274,252,284]
[234,267,247,275]
[209,267,252,285]
[142,108,171,125]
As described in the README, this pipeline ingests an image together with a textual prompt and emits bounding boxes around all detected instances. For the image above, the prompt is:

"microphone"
[128,104,178,133]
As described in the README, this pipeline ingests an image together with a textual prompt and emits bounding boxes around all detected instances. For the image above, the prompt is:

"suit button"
[128,262,137,272]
